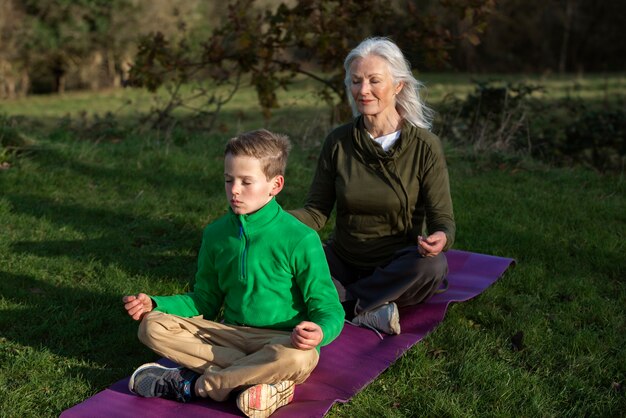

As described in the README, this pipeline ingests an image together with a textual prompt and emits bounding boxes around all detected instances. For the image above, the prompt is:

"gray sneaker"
[351,302,401,336]
[128,362,199,403]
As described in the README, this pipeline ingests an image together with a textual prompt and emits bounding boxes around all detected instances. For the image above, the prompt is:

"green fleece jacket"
[290,116,455,268]
[151,198,344,348]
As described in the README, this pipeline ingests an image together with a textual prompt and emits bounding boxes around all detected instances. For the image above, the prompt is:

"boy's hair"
[225,129,292,179]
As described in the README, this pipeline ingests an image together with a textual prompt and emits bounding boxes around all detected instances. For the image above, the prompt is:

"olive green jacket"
[290,116,455,268]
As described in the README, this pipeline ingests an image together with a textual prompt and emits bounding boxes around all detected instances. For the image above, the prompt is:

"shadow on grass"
[1,132,227,393]
[3,121,231,279]
[31,144,226,197]
[5,102,334,140]
[6,193,200,283]
[0,270,153,389]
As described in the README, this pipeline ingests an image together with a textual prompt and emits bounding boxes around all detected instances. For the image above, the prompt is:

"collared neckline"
[229,197,281,231]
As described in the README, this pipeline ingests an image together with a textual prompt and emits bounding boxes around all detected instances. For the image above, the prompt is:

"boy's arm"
[292,232,344,347]
[150,231,224,319]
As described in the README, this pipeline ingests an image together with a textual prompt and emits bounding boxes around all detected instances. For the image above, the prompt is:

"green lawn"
[1,74,625,417]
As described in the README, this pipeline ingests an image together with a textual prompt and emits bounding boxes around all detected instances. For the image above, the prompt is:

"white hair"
[343,37,434,130]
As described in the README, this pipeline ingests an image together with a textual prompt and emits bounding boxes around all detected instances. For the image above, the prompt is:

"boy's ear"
[270,175,284,196]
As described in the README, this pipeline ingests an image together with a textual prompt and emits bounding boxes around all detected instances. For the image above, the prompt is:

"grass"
[1,73,625,417]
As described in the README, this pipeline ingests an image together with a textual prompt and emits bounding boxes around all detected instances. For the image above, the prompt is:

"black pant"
[324,245,448,316]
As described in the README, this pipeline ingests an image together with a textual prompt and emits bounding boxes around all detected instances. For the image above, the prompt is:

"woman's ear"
[395,81,404,95]
[269,175,284,196]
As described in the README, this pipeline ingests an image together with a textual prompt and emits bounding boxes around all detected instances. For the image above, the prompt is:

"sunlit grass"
[2,72,624,121]
[0,75,625,417]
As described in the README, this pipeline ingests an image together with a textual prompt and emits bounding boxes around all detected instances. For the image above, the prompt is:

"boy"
[122,129,344,418]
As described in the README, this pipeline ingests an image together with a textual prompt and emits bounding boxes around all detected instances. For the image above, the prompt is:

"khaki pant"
[138,312,319,401]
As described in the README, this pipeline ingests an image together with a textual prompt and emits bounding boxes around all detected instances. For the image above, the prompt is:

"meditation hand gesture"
[418,232,447,257]
[122,293,154,321]
[291,321,323,350]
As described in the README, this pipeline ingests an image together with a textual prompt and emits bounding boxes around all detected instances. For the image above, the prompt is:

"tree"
[0,0,30,97]
[20,0,99,93]
[463,0,626,73]
[2,0,209,94]
[129,0,496,128]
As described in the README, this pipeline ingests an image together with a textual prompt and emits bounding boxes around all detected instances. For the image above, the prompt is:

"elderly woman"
[290,37,455,336]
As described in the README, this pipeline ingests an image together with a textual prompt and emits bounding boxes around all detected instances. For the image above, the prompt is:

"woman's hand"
[291,321,323,350]
[418,231,447,257]
[122,293,154,321]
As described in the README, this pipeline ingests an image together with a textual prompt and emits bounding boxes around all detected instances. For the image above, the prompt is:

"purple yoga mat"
[61,250,514,418]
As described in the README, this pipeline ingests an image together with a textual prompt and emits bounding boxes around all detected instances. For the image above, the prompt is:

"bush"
[436,80,543,155]
[51,111,128,143]
[561,108,626,172]
[0,115,34,167]
[436,81,625,173]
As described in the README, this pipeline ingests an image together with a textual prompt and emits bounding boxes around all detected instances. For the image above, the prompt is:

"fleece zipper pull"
[238,220,249,282]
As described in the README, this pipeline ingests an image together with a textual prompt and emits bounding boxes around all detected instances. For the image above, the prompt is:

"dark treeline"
[456,0,626,73]
[0,0,623,98]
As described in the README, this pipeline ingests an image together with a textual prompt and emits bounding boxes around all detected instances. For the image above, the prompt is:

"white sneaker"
[351,302,401,336]
[236,380,295,418]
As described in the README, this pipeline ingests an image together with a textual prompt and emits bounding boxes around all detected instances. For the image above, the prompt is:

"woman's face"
[349,54,402,119]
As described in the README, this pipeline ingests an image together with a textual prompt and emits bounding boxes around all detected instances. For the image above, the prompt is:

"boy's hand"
[291,321,323,350]
[122,293,154,321]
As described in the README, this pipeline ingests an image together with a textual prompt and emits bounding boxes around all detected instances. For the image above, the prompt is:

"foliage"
[3,0,626,98]
[530,97,626,173]
[466,0,626,72]
[53,111,128,143]
[0,0,210,96]
[436,80,543,153]
[0,115,34,168]
[129,31,243,131]
[128,0,496,128]
[19,0,139,93]
[436,80,626,173]
[561,108,626,172]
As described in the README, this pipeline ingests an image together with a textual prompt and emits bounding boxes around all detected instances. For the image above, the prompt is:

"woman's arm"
[419,137,456,252]
[288,136,337,231]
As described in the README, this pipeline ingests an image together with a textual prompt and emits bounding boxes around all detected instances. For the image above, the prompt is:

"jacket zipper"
[239,224,248,281]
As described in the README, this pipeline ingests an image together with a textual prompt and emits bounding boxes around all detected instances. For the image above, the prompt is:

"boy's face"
[224,153,283,215]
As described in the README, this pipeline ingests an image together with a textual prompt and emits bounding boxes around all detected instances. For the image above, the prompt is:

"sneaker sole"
[389,302,401,335]
[236,381,295,418]
[128,362,169,394]
[351,303,402,336]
